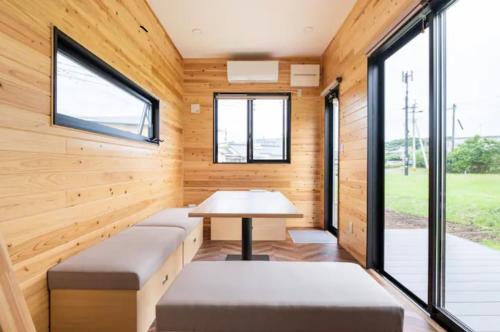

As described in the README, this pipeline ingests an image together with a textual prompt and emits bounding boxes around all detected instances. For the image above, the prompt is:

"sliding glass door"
[382,25,430,305]
[440,1,500,330]
[369,0,500,330]
[325,90,340,235]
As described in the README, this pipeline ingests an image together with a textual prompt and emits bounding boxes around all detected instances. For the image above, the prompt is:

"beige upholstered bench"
[136,207,203,264]
[156,261,404,332]
[48,227,184,332]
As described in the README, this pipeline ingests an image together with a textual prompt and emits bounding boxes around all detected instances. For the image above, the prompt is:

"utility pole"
[402,71,413,176]
[411,102,417,170]
[409,102,424,170]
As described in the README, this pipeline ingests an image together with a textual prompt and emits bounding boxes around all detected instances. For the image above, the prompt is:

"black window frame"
[367,1,473,332]
[213,92,291,164]
[368,7,432,309]
[52,27,161,144]
[324,87,340,237]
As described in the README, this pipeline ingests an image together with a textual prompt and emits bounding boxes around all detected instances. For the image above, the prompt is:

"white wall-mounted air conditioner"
[227,61,279,83]
[290,64,320,87]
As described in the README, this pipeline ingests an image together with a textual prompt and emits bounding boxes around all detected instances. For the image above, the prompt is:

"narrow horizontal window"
[53,27,160,144]
[214,93,291,164]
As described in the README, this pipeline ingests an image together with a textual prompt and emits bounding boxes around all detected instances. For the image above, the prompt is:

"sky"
[217,99,247,143]
[57,53,147,125]
[252,99,285,141]
[217,98,286,144]
[384,0,500,142]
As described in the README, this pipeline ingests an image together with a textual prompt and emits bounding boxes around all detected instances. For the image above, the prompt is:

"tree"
[447,136,500,174]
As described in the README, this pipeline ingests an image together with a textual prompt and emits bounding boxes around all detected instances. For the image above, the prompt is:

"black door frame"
[324,87,340,236]
[367,9,431,308]
[367,1,470,331]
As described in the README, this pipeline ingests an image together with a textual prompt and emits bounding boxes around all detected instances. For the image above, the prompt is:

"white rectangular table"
[189,191,303,260]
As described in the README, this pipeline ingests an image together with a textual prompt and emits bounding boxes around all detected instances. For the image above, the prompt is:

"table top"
[188,191,303,218]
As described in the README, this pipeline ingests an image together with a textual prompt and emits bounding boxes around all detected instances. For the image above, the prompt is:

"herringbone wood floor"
[149,228,445,332]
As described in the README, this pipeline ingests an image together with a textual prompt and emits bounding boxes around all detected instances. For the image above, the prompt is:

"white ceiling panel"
[148,0,356,58]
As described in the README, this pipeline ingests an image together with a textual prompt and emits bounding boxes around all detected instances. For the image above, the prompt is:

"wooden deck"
[385,229,500,332]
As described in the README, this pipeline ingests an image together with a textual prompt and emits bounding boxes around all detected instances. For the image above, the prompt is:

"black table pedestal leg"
[242,217,252,260]
[225,217,270,261]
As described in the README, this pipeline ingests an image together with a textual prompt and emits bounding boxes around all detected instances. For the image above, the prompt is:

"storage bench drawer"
[50,245,183,332]
[183,221,203,265]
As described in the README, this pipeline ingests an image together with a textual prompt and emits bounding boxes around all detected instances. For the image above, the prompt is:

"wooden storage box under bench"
[135,207,204,265]
[48,227,184,332]
[210,217,286,241]
[183,220,203,264]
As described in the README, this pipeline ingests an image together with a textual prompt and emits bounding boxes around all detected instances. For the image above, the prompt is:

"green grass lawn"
[385,169,500,246]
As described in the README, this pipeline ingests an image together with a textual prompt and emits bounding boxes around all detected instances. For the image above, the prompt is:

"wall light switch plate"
[191,104,200,114]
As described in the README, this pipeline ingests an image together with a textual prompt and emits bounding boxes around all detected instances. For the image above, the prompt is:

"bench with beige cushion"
[156,261,404,332]
[48,226,185,332]
[136,207,203,265]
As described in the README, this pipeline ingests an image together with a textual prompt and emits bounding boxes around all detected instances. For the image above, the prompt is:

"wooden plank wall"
[183,59,323,228]
[0,0,184,330]
[321,0,420,265]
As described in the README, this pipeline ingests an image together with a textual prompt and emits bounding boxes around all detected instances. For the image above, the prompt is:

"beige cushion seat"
[136,207,202,234]
[48,227,184,290]
[156,261,404,332]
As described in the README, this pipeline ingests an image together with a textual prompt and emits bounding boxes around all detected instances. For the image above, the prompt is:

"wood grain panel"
[0,234,36,332]
[183,58,323,227]
[211,218,286,241]
[321,0,422,265]
[0,0,184,330]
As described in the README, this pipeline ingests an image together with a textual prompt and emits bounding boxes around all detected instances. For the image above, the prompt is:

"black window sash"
[213,92,291,164]
[52,26,160,144]
[367,0,472,331]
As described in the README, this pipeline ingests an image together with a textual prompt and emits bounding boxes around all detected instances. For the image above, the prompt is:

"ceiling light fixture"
[192,28,202,35]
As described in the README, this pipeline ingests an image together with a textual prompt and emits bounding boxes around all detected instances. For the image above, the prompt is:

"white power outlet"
[191,104,200,114]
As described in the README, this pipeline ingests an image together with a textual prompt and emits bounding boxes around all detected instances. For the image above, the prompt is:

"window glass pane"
[383,28,429,303]
[332,98,340,229]
[443,0,500,329]
[252,99,286,160]
[57,51,152,138]
[216,99,248,163]
[327,98,340,229]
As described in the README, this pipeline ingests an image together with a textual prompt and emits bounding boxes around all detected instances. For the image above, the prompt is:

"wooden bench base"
[210,217,286,241]
[50,245,183,332]
[183,221,203,265]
